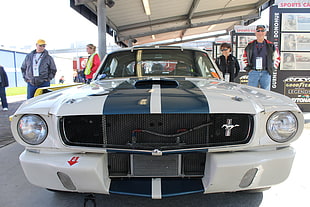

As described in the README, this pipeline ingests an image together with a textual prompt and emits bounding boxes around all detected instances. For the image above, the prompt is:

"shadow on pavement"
[50,190,263,207]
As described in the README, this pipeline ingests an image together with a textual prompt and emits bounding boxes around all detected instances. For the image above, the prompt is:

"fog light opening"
[239,168,258,188]
[57,172,76,190]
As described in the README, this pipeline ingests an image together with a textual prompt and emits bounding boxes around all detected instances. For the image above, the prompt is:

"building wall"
[0,49,27,88]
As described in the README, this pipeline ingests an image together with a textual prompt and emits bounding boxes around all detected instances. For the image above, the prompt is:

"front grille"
[108,152,206,177]
[59,113,253,150]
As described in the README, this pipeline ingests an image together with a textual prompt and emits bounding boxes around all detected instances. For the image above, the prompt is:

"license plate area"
[108,152,206,177]
[131,154,180,177]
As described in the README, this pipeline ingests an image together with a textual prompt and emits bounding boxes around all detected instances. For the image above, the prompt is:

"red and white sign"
[234,25,257,33]
[73,57,88,70]
[276,0,310,8]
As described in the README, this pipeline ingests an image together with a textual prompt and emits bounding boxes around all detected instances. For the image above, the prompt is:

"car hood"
[15,78,299,116]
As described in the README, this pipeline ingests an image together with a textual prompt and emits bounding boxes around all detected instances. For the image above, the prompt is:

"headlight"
[17,115,48,145]
[267,111,298,143]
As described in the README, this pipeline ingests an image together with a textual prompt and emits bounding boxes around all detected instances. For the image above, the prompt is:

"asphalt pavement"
[0,95,26,148]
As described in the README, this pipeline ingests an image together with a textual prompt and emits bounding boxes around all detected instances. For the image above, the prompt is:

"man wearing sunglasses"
[242,25,280,90]
[21,39,57,99]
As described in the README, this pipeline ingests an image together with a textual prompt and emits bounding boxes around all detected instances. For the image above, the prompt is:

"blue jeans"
[0,86,8,108]
[27,81,50,99]
[247,70,271,90]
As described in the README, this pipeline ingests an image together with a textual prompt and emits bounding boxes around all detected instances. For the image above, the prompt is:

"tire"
[241,187,271,193]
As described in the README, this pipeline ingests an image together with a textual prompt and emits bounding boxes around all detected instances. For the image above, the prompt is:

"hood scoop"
[135,79,179,89]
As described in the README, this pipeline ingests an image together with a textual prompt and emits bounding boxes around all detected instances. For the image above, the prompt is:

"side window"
[126,62,136,75]
[196,54,219,79]
[109,58,118,76]
[101,57,118,75]
[197,56,208,77]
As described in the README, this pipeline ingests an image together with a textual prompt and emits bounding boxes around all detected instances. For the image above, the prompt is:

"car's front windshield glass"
[96,49,220,80]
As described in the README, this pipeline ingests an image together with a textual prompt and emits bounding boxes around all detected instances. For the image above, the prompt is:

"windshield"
[95,49,220,80]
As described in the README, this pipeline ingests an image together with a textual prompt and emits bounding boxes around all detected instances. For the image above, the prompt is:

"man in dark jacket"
[21,39,57,99]
[0,65,9,111]
[242,25,280,90]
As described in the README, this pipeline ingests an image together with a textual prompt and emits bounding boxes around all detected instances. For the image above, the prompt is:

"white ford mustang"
[11,46,304,199]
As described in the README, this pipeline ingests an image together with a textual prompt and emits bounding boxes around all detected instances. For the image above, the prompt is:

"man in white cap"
[21,39,57,99]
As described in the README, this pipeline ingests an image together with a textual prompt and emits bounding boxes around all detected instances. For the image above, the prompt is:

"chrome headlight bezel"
[17,114,48,145]
[266,111,298,143]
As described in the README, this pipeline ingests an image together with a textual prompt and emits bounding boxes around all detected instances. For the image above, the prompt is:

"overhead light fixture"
[152,35,155,40]
[142,0,151,15]
[105,0,115,8]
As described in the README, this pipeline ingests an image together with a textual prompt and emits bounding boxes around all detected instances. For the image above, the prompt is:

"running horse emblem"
[222,119,240,136]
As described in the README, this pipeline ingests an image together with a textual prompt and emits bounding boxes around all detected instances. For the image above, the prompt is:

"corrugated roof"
[72,0,271,46]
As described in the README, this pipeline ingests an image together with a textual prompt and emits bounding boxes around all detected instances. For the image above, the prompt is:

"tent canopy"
[72,0,271,46]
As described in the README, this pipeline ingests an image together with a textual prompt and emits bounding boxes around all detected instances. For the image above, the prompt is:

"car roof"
[108,45,208,54]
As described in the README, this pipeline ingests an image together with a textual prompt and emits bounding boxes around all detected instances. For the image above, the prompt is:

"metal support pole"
[128,39,133,47]
[97,0,107,59]
[13,51,18,87]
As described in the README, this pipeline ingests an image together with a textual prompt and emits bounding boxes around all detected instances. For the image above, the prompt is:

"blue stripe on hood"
[161,80,209,113]
[103,79,209,114]
[103,81,150,114]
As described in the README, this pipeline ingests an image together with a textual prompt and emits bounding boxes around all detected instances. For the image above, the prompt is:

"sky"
[0,0,269,51]
[0,0,99,50]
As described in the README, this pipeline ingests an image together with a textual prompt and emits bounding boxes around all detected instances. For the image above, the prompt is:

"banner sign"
[234,25,257,33]
[269,9,281,90]
[269,4,310,111]
[284,76,310,104]
[276,0,310,8]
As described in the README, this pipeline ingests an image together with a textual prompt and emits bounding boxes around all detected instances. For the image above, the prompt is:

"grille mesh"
[60,114,253,178]
[60,114,253,149]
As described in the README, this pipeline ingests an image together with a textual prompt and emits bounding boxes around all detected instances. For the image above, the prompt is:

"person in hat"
[21,39,57,99]
[242,25,280,90]
[0,65,9,111]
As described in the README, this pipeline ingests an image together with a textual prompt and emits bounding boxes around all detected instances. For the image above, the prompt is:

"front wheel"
[240,187,271,193]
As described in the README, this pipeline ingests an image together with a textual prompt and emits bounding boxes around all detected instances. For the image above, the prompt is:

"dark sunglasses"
[256,29,266,32]
[39,45,46,47]
[221,48,229,51]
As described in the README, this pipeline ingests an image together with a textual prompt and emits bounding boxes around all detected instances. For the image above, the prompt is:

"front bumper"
[19,147,295,198]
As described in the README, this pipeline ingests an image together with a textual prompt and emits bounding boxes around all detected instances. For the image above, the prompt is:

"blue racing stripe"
[103,79,209,114]
[161,80,209,113]
[109,178,152,198]
[109,177,204,198]
[103,80,151,114]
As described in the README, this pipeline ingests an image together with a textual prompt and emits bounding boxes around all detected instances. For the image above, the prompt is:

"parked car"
[11,46,304,199]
